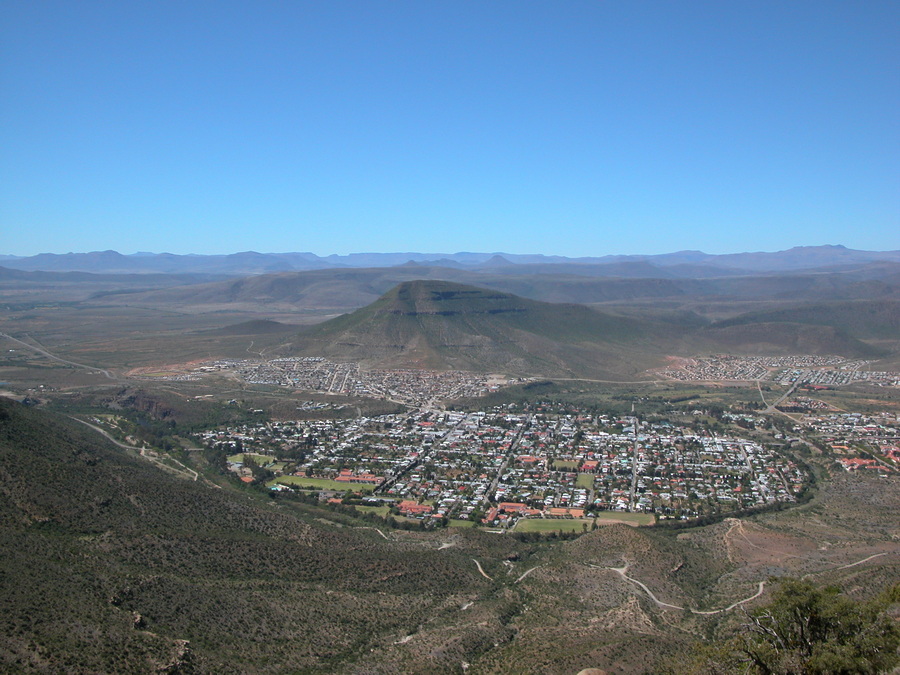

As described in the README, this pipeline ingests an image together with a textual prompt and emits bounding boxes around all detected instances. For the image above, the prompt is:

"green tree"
[741,579,899,674]
[670,579,900,675]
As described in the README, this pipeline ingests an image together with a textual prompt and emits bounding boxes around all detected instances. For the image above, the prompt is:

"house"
[397,500,433,517]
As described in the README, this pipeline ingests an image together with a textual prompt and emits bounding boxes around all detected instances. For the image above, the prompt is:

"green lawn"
[353,505,390,517]
[448,519,476,528]
[268,476,376,492]
[576,473,594,489]
[227,452,271,465]
[552,460,579,470]
[594,511,655,526]
[515,518,595,533]
[515,512,654,532]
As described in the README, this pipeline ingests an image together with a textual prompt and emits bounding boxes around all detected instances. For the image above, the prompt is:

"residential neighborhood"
[199,404,814,528]
[662,354,900,387]
[796,410,899,474]
[202,357,512,405]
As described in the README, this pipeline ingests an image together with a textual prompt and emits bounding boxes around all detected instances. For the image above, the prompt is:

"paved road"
[759,377,801,412]
[375,411,466,495]
[627,416,640,510]
[483,415,532,507]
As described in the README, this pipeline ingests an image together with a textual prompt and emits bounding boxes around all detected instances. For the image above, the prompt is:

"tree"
[672,578,900,674]
[741,579,899,674]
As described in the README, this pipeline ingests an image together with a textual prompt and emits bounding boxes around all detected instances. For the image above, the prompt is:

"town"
[661,354,900,387]
[797,410,900,473]
[198,405,812,529]
[180,357,512,405]
[135,354,900,402]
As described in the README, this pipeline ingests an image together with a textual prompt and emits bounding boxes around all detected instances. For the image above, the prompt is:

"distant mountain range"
[3,246,897,374]
[70,258,900,316]
[3,245,900,276]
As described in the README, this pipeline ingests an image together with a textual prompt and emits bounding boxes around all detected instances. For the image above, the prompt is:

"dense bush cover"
[669,579,900,675]
[0,399,493,673]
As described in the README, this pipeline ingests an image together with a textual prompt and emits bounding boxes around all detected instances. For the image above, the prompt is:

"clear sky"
[1,1,898,257]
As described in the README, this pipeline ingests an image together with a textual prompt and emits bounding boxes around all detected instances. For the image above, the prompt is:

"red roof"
[498,502,529,513]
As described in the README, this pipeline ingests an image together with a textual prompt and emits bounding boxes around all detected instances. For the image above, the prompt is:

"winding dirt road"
[71,417,199,482]
[591,545,896,615]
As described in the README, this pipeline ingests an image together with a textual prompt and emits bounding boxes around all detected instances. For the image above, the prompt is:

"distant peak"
[481,254,514,267]
[787,244,848,251]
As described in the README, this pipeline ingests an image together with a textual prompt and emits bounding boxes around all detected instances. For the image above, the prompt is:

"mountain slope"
[282,280,894,376]
[697,322,885,358]
[0,398,501,673]
[712,300,900,341]
[284,280,672,377]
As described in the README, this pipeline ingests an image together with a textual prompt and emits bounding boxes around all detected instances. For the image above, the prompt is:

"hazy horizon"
[3,242,896,260]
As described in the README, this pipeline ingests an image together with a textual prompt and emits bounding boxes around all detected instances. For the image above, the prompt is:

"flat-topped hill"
[283,280,671,377]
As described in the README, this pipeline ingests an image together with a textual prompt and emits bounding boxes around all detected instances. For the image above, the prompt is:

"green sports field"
[576,472,594,488]
[227,452,272,465]
[515,512,654,532]
[268,476,376,492]
[515,518,595,533]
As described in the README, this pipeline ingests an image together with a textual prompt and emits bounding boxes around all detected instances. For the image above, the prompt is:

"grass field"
[268,476,376,492]
[515,518,595,533]
[227,452,272,465]
[448,519,476,528]
[576,473,594,488]
[595,511,655,525]
[515,512,654,532]
[353,505,391,517]
[552,460,578,470]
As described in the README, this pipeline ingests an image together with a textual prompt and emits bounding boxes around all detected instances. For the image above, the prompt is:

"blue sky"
[2,1,898,257]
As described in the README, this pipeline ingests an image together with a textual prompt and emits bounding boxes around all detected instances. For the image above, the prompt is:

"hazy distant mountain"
[0,266,224,285]
[84,260,900,316]
[0,250,333,275]
[4,245,900,277]
[706,244,900,271]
